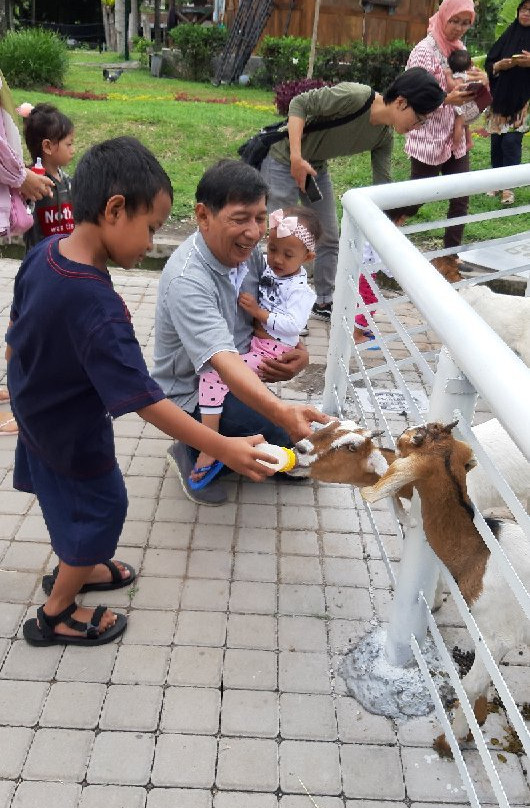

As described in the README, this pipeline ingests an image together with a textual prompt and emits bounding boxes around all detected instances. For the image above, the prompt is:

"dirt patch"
[285,363,326,396]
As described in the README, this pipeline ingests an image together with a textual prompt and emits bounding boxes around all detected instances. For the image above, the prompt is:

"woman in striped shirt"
[394,0,487,276]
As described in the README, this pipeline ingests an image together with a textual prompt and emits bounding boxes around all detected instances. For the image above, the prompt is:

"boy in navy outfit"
[7,136,275,647]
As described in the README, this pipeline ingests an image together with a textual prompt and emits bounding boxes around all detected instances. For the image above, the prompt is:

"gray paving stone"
[117,607,171,646]
[151,734,217,788]
[147,789,212,808]
[223,649,277,690]
[278,584,326,616]
[227,614,276,650]
[323,532,363,558]
[55,642,117,682]
[23,728,94,782]
[100,684,163,731]
[0,726,33,777]
[112,644,170,685]
[11,782,81,808]
[279,531,319,556]
[215,794,278,808]
[229,581,277,614]
[221,689,279,737]
[324,586,373,620]
[142,548,187,577]
[239,503,277,529]
[124,475,160,498]
[167,645,223,688]
[181,578,230,611]
[188,549,232,579]
[341,743,405,799]
[233,552,278,583]
[279,505,318,530]
[40,682,106,728]
[160,686,220,734]
[0,490,33,514]
[396,714,440,747]
[278,616,327,652]
[0,781,15,808]
[319,507,360,532]
[87,732,155,786]
[0,513,21,539]
[280,556,323,586]
[192,524,234,551]
[280,693,337,740]
[148,520,192,549]
[1,541,50,571]
[175,611,227,647]
[328,619,369,653]
[197,503,237,526]
[367,558,398,589]
[0,679,48,725]
[336,696,396,743]
[239,483,277,506]
[323,557,369,587]
[282,798,342,808]
[132,576,183,610]
[279,740,341,795]
[216,737,279,792]
[155,496,197,523]
[79,785,147,808]
[278,651,331,694]
[0,639,63,680]
[0,569,38,602]
[316,486,356,509]
[236,527,276,553]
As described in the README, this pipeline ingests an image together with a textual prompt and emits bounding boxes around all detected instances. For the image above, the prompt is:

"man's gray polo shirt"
[152,231,265,413]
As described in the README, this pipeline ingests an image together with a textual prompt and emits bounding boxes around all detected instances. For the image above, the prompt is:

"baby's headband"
[269,209,316,252]
[16,103,34,118]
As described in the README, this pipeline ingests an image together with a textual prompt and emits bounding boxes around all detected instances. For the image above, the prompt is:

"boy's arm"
[137,398,273,482]
[210,350,328,442]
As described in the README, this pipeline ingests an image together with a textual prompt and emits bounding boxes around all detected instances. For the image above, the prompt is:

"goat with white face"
[459,284,530,367]
[290,420,389,487]
[361,422,530,755]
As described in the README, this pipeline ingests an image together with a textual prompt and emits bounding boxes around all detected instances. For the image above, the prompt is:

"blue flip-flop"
[357,330,381,351]
[188,460,224,491]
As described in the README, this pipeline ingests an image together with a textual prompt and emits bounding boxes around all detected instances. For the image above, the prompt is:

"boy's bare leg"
[42,561,118,636]
[192,413,222,482]
[354,326,374,344]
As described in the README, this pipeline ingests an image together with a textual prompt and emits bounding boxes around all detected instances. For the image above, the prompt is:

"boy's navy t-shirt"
[7,236,165,479]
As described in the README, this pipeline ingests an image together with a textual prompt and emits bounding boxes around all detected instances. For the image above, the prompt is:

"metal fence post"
[322,213,359,416]
[385,347,478,666]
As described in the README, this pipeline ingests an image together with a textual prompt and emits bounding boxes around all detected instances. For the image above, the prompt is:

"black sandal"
[42,560,136,596]
[23,602,127,646]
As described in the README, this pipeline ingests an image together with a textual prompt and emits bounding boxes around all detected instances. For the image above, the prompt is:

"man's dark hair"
[196,159,268,213]
[23,103,74,163]
[383,67,446,114]
[72,136,173,224]
[448,48,472,73]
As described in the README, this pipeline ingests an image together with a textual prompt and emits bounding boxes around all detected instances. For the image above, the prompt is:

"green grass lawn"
[11,50,529,241]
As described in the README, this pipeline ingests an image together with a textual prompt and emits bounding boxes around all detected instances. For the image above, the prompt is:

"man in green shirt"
[261,67,445,320]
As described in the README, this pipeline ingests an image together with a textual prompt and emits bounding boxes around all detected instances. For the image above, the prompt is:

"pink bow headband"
[269,209,316,252]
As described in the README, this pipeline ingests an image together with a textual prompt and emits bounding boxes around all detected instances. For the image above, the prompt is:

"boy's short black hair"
[196,159,268,213]
[23,103,74,163]
[282,205,322,243]
[383,66,446,115]
[448,48,472,73]
[72,136,173,225]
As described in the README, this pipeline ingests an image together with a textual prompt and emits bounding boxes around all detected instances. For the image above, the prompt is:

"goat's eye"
[347,444,358,453]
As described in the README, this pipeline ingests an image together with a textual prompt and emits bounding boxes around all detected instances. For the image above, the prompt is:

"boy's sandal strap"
[38,603,107,640]
[51,560,125,586]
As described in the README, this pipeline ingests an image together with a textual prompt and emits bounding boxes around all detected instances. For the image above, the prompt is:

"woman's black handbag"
[237,90,376,171]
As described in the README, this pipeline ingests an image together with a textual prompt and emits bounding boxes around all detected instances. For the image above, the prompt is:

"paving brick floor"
[0,258,528,808]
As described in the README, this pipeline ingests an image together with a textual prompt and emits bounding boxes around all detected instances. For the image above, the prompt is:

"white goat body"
[466,418,529,513]
[459,284,530,366]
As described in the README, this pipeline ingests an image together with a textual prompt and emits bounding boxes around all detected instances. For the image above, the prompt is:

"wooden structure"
[223,0,438,47]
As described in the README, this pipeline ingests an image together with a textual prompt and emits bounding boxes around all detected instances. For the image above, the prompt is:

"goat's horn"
[443,419,459,433]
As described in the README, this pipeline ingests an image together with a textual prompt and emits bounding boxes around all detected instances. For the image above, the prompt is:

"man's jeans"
[260,155,339,305]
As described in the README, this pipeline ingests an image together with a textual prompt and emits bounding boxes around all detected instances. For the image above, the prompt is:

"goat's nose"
[294,438,314,455]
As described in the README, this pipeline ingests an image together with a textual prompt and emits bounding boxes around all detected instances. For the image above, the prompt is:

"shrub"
[132,34,151,68]
[0,28,68,89]
[274,78,330,115]
[258,36,310,86]
[169,24,228,81]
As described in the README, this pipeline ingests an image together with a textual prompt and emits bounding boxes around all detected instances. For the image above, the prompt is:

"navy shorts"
[13,440,128,567]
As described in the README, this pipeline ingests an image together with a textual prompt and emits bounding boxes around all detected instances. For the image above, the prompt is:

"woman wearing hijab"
[392,0,486,276]
[485,0,530,205]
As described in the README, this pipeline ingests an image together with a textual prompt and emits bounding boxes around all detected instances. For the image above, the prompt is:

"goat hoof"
[433,733,453,759]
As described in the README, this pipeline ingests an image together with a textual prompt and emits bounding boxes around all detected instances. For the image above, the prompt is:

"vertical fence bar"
[385,347,479,666]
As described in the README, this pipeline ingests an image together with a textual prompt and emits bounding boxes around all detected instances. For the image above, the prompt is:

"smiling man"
[152,159,327,505]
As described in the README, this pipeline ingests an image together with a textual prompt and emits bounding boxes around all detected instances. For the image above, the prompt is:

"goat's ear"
[361,456,420,503]
[369,430,384,439]
[465,454,478,471]
[443,420,459,434]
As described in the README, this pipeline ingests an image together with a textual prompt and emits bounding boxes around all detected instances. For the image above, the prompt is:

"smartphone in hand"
[305,174,322,203]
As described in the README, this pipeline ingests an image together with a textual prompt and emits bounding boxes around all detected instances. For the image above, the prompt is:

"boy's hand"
[278,404,331,443]
[259,345,309,382]
[218,434,276,482]
[238,292,260,317]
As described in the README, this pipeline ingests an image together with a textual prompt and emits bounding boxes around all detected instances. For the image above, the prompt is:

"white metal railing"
[323,164,530,807]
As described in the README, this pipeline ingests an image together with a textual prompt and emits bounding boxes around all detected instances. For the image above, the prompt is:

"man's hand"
[238,292,261,318]
[259,344,309,382]
[278,404,331,443]
[218,434,277,482]
[290,156,316,193]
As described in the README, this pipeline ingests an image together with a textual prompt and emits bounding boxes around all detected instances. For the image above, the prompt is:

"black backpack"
[237,90,375,170]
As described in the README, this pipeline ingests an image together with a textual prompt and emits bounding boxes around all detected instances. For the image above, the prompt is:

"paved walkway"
[0,258,528,808]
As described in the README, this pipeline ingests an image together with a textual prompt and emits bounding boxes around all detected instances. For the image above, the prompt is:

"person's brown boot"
[431,256,461,283]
